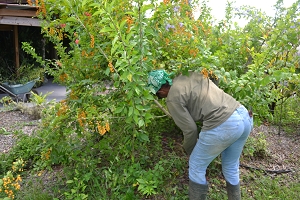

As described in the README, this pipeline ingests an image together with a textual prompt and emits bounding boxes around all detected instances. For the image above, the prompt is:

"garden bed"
[0,110,299,198]
[1,110,299,175]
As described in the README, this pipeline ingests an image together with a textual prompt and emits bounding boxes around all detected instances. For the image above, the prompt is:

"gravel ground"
[240,125,300,177]
[1,110,299,177]
[0,110,40,153]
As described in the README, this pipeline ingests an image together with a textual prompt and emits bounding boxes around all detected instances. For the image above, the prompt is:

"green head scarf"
[148,70,173,94]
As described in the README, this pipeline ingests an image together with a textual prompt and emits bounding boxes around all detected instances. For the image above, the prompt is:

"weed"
[242,132,268,160]
[0,128,9,135]
[0,96,15,111]
[1,134,43,174]
[14,175,58,200]
[64,169,90,200]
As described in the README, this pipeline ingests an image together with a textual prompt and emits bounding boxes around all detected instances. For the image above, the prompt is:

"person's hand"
[248,109,253,118]
[248,106,253,118]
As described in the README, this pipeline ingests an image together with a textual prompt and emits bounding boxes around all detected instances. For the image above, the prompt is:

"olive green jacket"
[166,72,240,155]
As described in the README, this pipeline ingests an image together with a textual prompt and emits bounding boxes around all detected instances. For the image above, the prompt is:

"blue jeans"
[189,105,253,185]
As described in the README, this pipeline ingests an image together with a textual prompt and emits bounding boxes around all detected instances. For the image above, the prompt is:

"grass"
[208,174,300,200]
[242,173,300,199]
[15,179,54,200]
[0,127,10,135]
[7,158,299,200]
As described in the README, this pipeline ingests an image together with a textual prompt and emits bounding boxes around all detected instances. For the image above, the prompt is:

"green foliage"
[4,0,299,199]
[0,128,9,135]
[15,185,53,200]
[64,169,89,200]
[2,62,44,85]
[25,91,55,119]
[0,134,43,175]
[22,0,299,124]
[0,159,24,199]
[242,132,268,159]
[0,26,43,83]
[0,91,54,119]
[0,96,15,111]
[136,161,166,196]
[241,171,300,199]
[206,170,300,199]
[274,96,300,134]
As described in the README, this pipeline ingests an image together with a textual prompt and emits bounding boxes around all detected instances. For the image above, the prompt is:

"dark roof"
[0,1,40,27]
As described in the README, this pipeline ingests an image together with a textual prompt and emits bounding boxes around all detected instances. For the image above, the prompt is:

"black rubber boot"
[188,180,208,200]
[226,182,241,200]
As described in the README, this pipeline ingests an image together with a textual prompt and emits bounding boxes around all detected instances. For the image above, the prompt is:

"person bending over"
[148,70,253,200]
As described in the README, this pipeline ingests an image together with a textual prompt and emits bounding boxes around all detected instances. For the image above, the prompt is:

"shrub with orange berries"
[0,159,24,199]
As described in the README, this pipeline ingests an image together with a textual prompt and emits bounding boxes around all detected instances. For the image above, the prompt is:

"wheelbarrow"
[0,79,39,102]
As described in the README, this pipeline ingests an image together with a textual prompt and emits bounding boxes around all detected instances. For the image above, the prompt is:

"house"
[0,0,41,73]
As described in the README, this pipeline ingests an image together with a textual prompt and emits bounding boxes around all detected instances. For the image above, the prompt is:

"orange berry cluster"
[97,121,110,135]
[0,159,24,199]
[78,110,87,127]
[41,148,52,161]
[108,62,115,73]
[56,100,69,116]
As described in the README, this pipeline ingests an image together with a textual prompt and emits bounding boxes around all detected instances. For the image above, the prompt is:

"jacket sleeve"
[167,101,198,155]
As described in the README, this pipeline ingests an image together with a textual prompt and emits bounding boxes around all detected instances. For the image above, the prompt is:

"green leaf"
[119,19,127,30]
[114,106,124,114]
[133,115,139,124]
[138,132,149,142]
[128,107,133,116]
[124,90,133,99]
[144,112,153,123]
[141,3,154,13]
[66,17,78,23]
[111,37,119,55]
[93,10,105,16]
[100,27,114,33]
[138,119,145,128]
[130,56,140,65]
[125,11,135,16]
[126,31,135,42]
[136,105,144,110]
[137,178,146,184]
[235,87,242,93]
[143,91,154,100]
[260,76,270,86]
[134,108,140,115]
[120,71,129,81]
[135,87,141,95]
[127,74,132,82]
[105,67,110,76]
[82,0,88,7]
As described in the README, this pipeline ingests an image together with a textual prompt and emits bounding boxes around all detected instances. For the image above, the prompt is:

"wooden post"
[13,25,19,75]
[41,37,45,82]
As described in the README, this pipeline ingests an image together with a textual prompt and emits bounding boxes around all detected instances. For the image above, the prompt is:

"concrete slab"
[34,79,67,102]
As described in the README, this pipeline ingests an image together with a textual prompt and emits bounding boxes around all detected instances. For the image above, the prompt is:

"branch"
[240,164,292,174]
[153,99,171,118]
